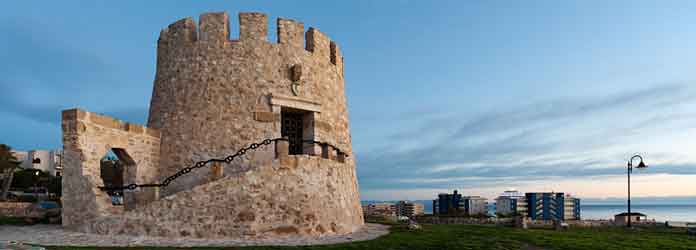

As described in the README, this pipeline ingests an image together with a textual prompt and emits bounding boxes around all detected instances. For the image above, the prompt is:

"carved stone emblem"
[291,64,302,96]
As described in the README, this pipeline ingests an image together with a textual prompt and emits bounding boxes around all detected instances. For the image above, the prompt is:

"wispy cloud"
[356,83,696,197]
[361,174,696,201]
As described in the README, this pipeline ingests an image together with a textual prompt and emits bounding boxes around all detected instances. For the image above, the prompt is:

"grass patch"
[42,224,696,250]
[0,216,56,225]
[0,217,29,225]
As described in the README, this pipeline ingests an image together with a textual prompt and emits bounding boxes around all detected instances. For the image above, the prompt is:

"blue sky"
[2,1,696,201]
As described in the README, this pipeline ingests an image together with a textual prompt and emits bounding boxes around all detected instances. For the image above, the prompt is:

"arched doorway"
[99,148,137,210]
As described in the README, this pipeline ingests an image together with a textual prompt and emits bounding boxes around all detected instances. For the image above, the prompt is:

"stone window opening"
[280,107,314,155]
[99,148,136,209]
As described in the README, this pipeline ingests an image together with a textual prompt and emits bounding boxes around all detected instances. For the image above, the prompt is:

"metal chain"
[98,138,347,191]
[99,138,280,191]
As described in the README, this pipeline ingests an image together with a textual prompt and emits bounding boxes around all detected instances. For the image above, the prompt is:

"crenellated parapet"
[157,12,343,70]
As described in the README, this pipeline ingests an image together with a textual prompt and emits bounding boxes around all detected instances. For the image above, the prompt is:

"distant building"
[614,212,648,225]
[461,196,488,216]
[525,192,580,221]
[495,189,528,217]
[10,149,63,176]
[395,201,424,218]
[362,203,396,217]
[433,190,488,216]
[564,195,581,220]
[433,190,462,215]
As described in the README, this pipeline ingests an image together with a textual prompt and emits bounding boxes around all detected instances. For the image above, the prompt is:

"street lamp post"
[627,154,647,228]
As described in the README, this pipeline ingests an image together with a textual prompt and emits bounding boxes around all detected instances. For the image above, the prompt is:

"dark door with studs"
[281,111,304,155]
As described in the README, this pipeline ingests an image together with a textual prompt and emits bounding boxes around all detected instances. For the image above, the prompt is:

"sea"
[581,204,696,222]
[362,200,696,222]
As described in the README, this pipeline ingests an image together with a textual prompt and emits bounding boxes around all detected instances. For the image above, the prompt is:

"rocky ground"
[0,223,389,247]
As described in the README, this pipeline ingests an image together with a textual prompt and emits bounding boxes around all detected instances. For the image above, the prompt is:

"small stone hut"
[614,212,648,225]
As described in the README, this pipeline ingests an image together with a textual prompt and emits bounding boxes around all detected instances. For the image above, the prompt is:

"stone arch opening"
[99,148,137,210]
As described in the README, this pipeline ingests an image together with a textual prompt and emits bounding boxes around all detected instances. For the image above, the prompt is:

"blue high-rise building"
[525,192,580,221]
[433,190,462,215]
[433,190,488,216]
[572,197,581,220]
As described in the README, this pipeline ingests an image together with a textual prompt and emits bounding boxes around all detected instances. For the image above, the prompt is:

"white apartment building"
[496,192,528,217]
[458,196,488,216]
[10,149,63,176]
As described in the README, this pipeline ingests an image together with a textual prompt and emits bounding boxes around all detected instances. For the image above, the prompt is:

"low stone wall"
[0,202,32,217]
[415,216,513,225]
[0,224,388,247]
[76,154,364,239]
[575,219,662,227]
[417,215,657,229]
[526,219,620,228]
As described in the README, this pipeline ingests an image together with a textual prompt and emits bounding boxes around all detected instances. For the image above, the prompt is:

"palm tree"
[0,144,22,200]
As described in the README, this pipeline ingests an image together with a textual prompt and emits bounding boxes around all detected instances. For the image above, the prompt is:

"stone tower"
[61,11,363,238]
[148,11,352,196]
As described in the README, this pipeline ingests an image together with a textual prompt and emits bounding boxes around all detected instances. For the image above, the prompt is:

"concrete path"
[0,223,389,247]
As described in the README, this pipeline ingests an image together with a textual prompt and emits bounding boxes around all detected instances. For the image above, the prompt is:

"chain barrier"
[98,137,347,191]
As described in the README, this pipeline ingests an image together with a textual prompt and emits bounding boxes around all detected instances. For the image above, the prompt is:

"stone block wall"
[0,202,32,217]
[61,109,161,228]
[82,146,363,239]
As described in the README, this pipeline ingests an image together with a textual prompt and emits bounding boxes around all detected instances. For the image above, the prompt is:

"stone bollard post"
[276,137,289,159]
[210,162,224,181]
[321,144,330,159]
[328,148,338,160]
[123,189,137,211]
[123,186,161,211]
[311,143,322,156]
[137,186,160,204]
[337,152,346,163]
[152,186,160,201]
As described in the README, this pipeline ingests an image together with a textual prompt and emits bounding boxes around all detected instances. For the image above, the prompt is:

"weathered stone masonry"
[149,12,350,196]
[61,11,364,239]
[61,109,161,227]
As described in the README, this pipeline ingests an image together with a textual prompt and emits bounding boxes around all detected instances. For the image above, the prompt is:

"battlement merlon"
[306,28,331,62]
[330,41,344,74]
[277,18,304,48]
[157,11,343,68]
[159,17,197,45]
[200,12,230,42]
[239,12,268,41]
